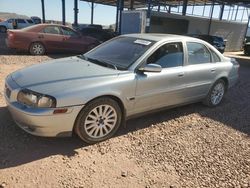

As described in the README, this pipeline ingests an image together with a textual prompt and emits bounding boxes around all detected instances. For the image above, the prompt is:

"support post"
[41,0,45,23]
[130,0,134,10]
[244,16,250,39]
[91,1,94,24]
[62,0,66,25]
[168,5,171,13]
[115,0,120,33]
[219,3,224,20]
[207,0,214,35]
[182,0,188,16]
[118,0,124,34]
[234,5,239,20]
[146,0,152,33]
[74,0,78,26]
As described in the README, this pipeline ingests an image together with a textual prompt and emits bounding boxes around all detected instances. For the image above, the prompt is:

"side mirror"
[139,64,162,73]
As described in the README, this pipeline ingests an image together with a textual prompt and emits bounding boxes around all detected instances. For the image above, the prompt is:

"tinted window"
[43,26,61,35]
[17,19,26,23]
[26,19,34,24]
[187,42,211,65]
[7,19,13,23]
[85,37,155,70]
[61,27,78,37]
[147,42,183,68]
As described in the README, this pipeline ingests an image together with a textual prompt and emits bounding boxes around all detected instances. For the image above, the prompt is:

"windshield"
[84,37,155,70]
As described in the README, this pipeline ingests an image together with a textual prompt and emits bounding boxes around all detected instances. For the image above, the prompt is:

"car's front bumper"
[6,99,84,137]
[4,76,84,137]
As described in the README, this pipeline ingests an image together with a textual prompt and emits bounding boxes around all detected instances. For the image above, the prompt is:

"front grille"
[5,84,11,99]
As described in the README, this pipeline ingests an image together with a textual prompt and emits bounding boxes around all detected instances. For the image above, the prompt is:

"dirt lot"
[0,33,250,188]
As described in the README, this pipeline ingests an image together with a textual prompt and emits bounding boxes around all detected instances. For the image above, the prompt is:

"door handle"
[211,68,216,73]
[178,72,185,77]
[38,35,44,39]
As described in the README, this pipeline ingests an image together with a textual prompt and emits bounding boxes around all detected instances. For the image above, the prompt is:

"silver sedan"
[4,34,239,143]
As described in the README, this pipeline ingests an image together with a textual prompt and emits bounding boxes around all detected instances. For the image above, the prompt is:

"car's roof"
[123,33,194,42]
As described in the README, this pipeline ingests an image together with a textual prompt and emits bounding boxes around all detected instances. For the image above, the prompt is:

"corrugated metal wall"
[151,12,247,51]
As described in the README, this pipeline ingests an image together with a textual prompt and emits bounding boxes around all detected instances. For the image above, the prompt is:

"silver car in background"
[4,34,239,143]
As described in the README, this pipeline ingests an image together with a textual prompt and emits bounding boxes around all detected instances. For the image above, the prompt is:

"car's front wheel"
[203,79,226,107]
[29,42,45,55]
[74,97,122,144]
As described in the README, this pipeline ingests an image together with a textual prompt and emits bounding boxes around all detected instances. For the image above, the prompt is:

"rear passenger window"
[147,42,184,68]
[26,19,34,24]
[187,42,211,65]
[17,19,26,23]
[43,26,61,35]
[211,50,221,62]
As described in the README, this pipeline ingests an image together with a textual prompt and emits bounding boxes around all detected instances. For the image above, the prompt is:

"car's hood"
[11,56,120,88]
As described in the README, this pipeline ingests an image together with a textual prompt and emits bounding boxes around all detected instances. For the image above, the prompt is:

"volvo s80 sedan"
[4,34,239,143]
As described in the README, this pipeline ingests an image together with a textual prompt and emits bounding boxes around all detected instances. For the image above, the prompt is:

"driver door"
[134,42,188,114]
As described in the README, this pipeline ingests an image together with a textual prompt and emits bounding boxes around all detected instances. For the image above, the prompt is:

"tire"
[29,42,45,55]
[203,79,226,107]
[0,26,7,33]
[74,97,122,144]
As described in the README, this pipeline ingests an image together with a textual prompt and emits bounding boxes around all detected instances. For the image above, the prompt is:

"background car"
[4,34,239,143]
[190,34,226,53]
[31,16,42,24]
[6,24,100,55]
[0,18,34,33]
[78,27,117,43]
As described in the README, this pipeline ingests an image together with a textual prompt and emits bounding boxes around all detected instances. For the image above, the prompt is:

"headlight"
[17,89,56,108]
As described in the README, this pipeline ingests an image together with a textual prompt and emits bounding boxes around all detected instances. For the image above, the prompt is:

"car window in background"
[85,37,155,69]
[43,26,61,35]
[147,42,183,68]
[26,19,34,24]
[7,19,13,23]
[17,19,25,23]
[187,42,211,65]
[61,27,79,37]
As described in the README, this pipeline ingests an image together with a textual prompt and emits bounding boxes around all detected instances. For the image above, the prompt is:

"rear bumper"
[5,38,29,50]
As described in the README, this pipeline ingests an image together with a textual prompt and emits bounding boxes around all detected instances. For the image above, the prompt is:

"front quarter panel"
[28,72,137,114]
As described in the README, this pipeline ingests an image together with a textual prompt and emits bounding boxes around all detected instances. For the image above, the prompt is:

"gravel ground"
[0,33,249,188]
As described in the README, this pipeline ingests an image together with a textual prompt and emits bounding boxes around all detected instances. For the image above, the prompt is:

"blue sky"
[0,0,117,25]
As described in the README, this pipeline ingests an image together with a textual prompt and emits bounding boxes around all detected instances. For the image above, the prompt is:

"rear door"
[39,26,64,51]
[61,26,89,53]
[183,41,216,100]
[17,19,27,29]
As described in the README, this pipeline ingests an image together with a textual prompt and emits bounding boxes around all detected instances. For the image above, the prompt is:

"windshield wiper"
[86,57,118,70]
[77,54,86,60]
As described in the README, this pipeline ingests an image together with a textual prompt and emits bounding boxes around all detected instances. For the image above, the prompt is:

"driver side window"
[147,42,184,68]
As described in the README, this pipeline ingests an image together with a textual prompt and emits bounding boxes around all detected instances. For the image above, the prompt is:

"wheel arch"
[73,94,127,131]
[218,77,229,91]
[29,41,46,53]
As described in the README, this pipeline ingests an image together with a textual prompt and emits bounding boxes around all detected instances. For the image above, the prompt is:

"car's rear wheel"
[203,79,226,107]
[74,97,122,144]
[0,26,7,33]
[29,42,45,55]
